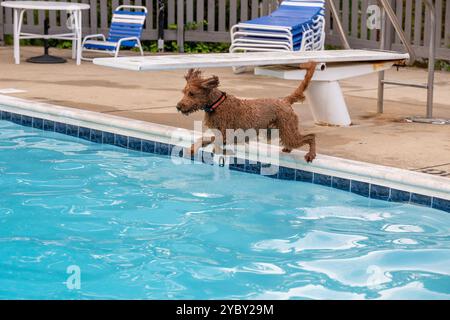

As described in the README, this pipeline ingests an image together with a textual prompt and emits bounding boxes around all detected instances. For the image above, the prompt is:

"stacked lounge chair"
[230,0,326,53]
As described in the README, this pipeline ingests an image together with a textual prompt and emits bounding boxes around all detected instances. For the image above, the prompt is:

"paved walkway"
[1,46,449,177]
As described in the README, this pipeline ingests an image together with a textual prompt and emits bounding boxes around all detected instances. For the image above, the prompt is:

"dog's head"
[176,69,220,115]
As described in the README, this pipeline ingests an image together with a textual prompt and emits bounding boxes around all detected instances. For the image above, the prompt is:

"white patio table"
[1,1,90,65]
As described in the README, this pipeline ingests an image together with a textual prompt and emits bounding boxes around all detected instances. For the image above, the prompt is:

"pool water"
[0,120,449,300]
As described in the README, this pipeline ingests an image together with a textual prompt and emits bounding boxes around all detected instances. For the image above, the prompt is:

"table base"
[26,54,67,64]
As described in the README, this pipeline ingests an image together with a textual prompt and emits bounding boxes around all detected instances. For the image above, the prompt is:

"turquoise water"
[0,120,449,300]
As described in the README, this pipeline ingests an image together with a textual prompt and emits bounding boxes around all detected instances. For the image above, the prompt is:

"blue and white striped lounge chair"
[230,0,326,53]
[81,5,147,60]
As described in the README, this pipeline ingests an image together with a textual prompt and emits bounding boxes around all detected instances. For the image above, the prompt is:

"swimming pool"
[1,119,449,299]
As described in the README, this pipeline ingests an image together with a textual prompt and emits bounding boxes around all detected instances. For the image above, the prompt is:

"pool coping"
[0,94,449,213]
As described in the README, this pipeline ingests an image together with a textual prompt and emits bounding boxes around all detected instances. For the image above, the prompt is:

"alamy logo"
[366,265,391,288]
[169,121,281,176]
[66,12,76,30]
[66,265,81,290]
[366,5,381,30]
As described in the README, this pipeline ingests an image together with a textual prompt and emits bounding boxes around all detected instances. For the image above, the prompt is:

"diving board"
[93,50,409,126]
[93,50,409,71]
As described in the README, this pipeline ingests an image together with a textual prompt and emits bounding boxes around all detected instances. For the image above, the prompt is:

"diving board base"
[306,81,351,126]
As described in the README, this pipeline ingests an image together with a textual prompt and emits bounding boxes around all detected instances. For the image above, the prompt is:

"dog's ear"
[185,68,202,81]
[200,75,220,90]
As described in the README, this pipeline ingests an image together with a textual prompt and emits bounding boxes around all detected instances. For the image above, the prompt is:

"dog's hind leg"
[282,134,316,162]
[276,110,316,162]
[281,135,315,161]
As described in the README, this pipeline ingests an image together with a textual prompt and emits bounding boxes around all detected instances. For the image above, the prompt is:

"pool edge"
[0,93,449,213]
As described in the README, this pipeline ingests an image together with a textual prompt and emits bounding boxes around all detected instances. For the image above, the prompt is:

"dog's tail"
[283,61,317,105]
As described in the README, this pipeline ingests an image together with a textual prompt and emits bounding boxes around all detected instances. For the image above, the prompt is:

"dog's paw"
[304,152,316,163]
[282,147,292,153]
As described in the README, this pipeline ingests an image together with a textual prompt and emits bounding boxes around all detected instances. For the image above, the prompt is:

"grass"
[3,34,230,54]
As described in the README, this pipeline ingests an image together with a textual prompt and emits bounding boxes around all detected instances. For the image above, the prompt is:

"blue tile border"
[32,118,44,130]
[114,134,128,149]
[1,109,449,214]
[332,176,351,191]
[128,137,142,151]
[155,141,173,155]
[296,169,313,183]
[102,131,115,145]
[278,166,295,180]
[1,110,11,120]
[410,193,432,207]
[66,124,78,137]
[79,127,91,141]
[351,180,370,197]
[389,188,411,203]
[11,113,21,124]
[90,129,103,144]
[22,115,32,127]
[432,197,450,213]
[43,119,55,131]
[313,173,332,187]
[370,184,390,201]
[55,122,67,134]
[142,139,155,153]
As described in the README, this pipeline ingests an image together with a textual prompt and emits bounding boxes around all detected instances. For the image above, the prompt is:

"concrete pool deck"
[0,46,449,177]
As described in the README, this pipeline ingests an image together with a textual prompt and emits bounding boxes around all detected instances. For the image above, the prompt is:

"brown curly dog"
[176,61,317,162]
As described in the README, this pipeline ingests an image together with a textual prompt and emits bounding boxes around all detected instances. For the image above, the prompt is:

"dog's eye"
[188,92,194,97]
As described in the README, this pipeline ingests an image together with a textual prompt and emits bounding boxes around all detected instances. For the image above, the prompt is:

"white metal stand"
[376,0,445,123]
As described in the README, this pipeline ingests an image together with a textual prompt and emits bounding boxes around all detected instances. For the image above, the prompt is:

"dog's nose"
[176,104,182,111]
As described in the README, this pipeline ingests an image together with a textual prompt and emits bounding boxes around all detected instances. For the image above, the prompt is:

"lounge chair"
[81,5,147,60]
[230,0,326,53]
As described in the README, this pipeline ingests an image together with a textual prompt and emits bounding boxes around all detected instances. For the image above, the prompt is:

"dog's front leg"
[213,128,227,155]
[190,136,216,156]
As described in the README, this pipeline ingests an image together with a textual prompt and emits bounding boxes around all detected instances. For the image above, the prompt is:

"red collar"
[203,92,227,113]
